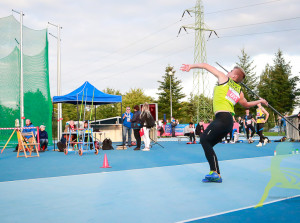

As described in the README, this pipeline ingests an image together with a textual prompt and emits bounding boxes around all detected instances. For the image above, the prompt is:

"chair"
[17,130,39,158]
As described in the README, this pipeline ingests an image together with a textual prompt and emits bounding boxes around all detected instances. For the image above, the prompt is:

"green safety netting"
[0,15,52,146]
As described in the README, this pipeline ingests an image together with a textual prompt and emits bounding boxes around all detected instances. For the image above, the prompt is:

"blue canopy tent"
[53,82,123,143]
[53,81,122,105]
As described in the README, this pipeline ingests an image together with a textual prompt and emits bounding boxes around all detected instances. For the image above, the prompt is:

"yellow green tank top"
[213,78,241,115]
[256,108,265,123]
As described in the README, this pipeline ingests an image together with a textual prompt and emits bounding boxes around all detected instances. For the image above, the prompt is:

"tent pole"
[121,102,123,145]
[94,105,96,122]
[77,97,79,128]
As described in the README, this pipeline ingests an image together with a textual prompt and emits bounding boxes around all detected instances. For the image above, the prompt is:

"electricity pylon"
[178,0,218,122]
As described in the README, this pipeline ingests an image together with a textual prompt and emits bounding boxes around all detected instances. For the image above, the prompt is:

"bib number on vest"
[225,88,240,105]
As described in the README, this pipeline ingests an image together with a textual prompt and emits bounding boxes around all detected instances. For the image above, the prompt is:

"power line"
[83,34,189,76]
[86,15,299,76]
[205,0,283,15]
[97,44,194,81]
[64,0,287,77]
[215,16,300,31]
[209,27,300,40]
[64,1,284,75]
[97,27,300,81]
[63,20,184,76]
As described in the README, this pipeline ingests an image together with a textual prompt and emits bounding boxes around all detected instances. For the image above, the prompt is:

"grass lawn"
[263,132,285,136]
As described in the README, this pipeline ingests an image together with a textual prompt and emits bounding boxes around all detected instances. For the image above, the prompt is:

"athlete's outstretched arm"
[180,63,228,84]
[238,91,268,108]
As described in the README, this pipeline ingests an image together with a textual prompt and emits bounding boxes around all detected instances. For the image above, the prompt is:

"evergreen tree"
[258,49,300,117]
[235,49,258,117]
[157,65,185,120]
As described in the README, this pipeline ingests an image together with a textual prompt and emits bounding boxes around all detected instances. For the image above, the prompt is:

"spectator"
[22,119,36,150]
[277,116,283,133]
[256,103,269,147]
[171,117,177,137]
[298,112,300,136]
[157,119,164,137]
[195,121,205,143]
[65,120,77,132]
[14,119,35,152]
[39,125,48,152]
[22,119,36,140]
[83,121,93,149]
[64,120,77,148]
[243,109,256,143]
[122,106,133,146]
[140,102,154,151]
[282,115,287,135]
[131,105,142,150]
[237,117,245,134]
[184,122,196,144]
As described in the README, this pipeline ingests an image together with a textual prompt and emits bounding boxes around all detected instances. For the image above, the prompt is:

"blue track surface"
[0,141,299,222]
[187,196,300,223]
[1,141,276,182]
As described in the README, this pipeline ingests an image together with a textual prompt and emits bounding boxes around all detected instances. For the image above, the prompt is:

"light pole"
[168,69,175,121]
[48,22,62,141]
[12,10,24,127]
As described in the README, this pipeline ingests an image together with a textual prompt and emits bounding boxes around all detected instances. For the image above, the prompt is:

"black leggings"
[256,123,265,143]
[133,129,141,148]
[184,132,195,142]
[245,124,255,139]
[200,112,233,174]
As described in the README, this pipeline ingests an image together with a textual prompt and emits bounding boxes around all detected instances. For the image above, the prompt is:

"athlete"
[243,109,256,143]
[180,63,268,183]
[256,103,269,147]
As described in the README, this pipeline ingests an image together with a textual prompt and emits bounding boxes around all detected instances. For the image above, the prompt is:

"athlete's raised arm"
[180,63,228,84]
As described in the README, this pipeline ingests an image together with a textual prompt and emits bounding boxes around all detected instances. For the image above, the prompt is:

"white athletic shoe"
[142,148,150,151]
[263,138,268,146]
[256,142,262,147]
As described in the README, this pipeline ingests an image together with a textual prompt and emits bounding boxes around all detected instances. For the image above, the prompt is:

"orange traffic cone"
[100,154,111,168]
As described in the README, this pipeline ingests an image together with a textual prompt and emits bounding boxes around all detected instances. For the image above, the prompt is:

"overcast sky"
[1,0,299,112]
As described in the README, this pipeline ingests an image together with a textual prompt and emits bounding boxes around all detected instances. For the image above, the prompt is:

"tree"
[179,93,213,123]
[93,88,122,120]
[121,88,154,112]
[157,65,185,120]
[179,93,196,123]
[257,49,300,118]
[235,49,258,117]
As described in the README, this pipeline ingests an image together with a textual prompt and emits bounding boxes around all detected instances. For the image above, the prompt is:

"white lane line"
[176,194,300,223]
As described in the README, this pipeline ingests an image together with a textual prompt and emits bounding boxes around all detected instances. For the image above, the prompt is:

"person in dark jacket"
[39,125,48,151]
[131,105,142,150]
[195,121,205,143]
